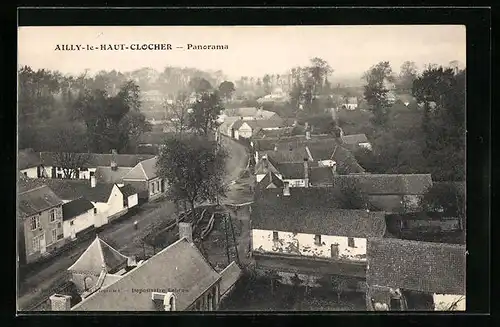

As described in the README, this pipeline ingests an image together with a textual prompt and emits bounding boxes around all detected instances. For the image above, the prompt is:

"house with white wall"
[62,197,96,240]
[250,187,387,288]
[19,148,43,178]
[366,238,466,311]
[20,150,154,180]
[18,183,66,265]
[122,157,165,203]
[19,177,139,227]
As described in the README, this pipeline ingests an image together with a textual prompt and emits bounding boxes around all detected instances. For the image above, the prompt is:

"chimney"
[306,131,311,140]
[178,222,193,243]
[111,149,118,170]
[303,158,309,188]
[283,182,290,196]
[304,122,309,130]
[274,144,278,152]
[90,175,96,188]
[49,294,72,311]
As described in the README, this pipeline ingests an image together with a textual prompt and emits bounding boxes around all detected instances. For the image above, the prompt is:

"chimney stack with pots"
[178,222,193,243]
[111,149,118,171]
[283,182,290,196]
[49,294,72,311]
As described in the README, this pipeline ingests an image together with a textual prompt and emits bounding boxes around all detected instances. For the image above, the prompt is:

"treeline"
[354,62,465,181]
[18,66,151,154]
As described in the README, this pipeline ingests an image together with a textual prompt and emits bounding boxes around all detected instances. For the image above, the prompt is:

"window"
[94,208,97,214]
[272,231,278,241]
[51,229,57,244]
[156,181,160,193]
[32,235,42,252]
[151,182,155,193]
[90,171,95,177]
[70,221,74,226]
[57,234,64,240]
[23,172,27,176]
[49,209,56,222]
[80,167,88,172]
[30,216,40,231]
[314,235,322,246]
[57,222,62,228]
[348,237,355,248]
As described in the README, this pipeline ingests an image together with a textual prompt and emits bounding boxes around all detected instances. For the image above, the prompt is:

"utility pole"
[228,212,240,265]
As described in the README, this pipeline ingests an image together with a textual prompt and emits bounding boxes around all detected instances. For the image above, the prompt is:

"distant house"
[342,97,358,110]
[341,134,372,150]
[219,117,241,137]
[231,119,285,140]
[385,212,464,240]
[223,107,277,121]
[366,238,465,311]
[251,188,387,286]
[21,150,154,180]
[122,157,165,203]
[62,197,96,240]
[18,148,43,178]
[50,223,241,311]
[333,174,433,213]
[18,185,65,264]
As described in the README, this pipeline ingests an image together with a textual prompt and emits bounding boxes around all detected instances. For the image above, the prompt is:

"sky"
[18,25,466,81]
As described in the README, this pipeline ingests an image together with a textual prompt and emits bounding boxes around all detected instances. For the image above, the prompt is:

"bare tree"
[50,125,91,179]
[166,91,192,138]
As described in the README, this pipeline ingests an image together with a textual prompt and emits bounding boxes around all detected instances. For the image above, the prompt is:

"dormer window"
[348,237,355,248]
[273,231,279,241]
[314,235,321,246]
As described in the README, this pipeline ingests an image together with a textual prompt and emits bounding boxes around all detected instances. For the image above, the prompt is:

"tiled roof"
[71,238,221,311]
[122,157,159,181]
[246,119,285,130]
[68,235,129,274]
[95,166,131,184]
[307,144,366,174]
[219,262,242,296]
[119,184,138,197]
[251,188,386,237]
[342,134,368,145]
[62,197,95,221]
[253,127,293,139]
[309,167,334,186]
[333,174,433,195]
[263,147,310,163]
[276,162,306,179]
[38,152,155,169]
[257,172,284,190]
[18,149,41,170]
[18,185,63,218]
[366,238,466,295]
[254,157,280,176]
[19,178,115,203]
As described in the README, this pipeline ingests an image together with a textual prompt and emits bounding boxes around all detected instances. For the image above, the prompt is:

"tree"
[334,178,369,209]
[189,77,213,94]
[166,91,192,138]
[218,81,236,102]
[262,74,272,94]
[397,61,418,93]
[330,275,348,302]
[412,66,465,181]
[188,91,224,136]
[49,125,90,178]
[419,182,465,219]
[156,136,228,224]
[363,61,393,126]
[309,57,333,96]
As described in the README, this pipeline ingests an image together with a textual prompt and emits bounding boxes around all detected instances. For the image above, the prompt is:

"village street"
[17,136,249,311]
